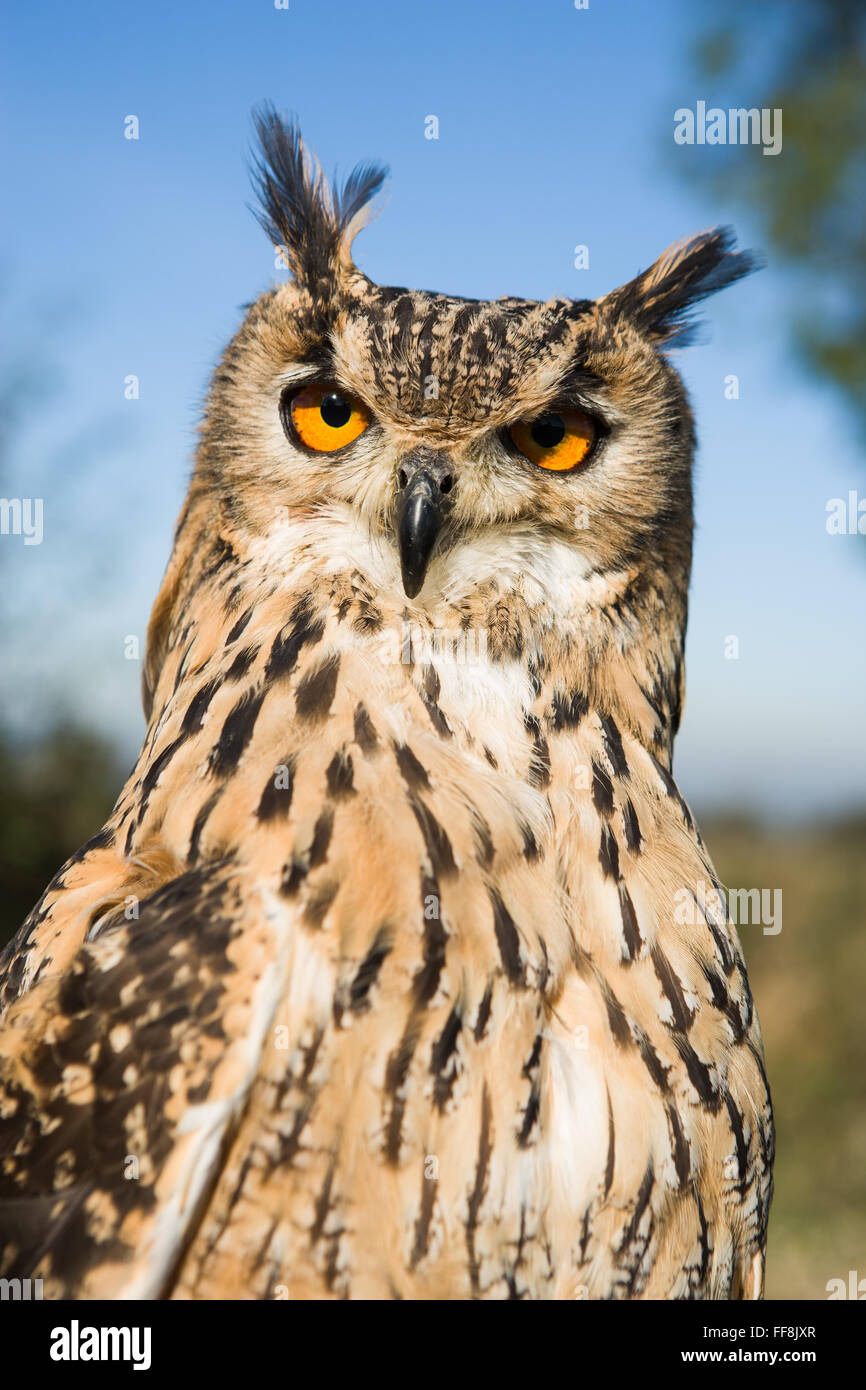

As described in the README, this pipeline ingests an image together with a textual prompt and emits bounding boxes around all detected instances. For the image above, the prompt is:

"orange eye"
[285,382,370,453]
[509,408,597,472]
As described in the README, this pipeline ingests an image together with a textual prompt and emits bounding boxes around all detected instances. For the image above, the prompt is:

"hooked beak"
[395,451,455,599]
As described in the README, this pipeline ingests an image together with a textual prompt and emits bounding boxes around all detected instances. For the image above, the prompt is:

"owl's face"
[195,111,754,622]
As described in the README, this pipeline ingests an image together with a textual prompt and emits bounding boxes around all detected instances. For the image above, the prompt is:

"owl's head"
[193,108,755,625]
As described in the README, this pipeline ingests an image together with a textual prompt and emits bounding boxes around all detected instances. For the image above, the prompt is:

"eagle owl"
[0,109,773,1300]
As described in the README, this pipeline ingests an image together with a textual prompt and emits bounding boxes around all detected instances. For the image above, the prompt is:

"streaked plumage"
[0,108,772,1300]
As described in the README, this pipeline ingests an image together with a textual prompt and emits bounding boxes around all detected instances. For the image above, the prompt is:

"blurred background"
[1,0,864,1298]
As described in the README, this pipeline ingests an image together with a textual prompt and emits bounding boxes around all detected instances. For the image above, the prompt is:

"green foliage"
[707,814,866,1298]
[0,725,121,949]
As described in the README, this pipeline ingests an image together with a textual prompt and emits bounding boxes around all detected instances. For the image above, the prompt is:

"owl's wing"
[0,860,289,1299]
[0,833,176,1022]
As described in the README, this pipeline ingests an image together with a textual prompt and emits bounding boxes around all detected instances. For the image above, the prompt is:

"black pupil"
[530,414,565,449]
[320,392,352,428]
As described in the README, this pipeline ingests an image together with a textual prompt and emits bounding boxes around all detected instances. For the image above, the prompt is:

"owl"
[0,107,773,1301]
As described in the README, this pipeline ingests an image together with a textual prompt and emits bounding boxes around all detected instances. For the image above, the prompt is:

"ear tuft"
[249,104,388,292]
[605,227,762,347]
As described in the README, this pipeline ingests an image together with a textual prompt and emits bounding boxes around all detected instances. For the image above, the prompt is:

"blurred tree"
[688,0,866,430]
[0,728,122,947]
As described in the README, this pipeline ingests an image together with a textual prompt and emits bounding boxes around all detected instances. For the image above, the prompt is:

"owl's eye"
[509,408,597,472]
[283,382,371,453]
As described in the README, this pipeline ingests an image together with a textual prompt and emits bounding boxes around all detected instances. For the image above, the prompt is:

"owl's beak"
[395,453,454,599]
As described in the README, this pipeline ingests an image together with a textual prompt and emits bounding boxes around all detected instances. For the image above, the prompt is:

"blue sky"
[2,0,864,818]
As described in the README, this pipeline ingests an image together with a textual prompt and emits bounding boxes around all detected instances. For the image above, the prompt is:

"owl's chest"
[181,927,690,1300]
[163,600,759,1297]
